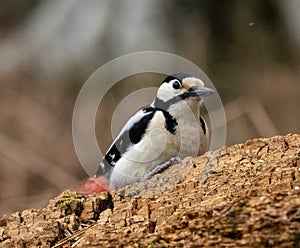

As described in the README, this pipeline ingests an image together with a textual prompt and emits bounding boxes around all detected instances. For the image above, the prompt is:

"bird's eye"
[172,80,181,90]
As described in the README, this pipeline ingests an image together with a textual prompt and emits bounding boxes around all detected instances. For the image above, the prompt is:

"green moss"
[160,241,169,248]
[175,211,182,216]
[233,205,244,211]
[55,190,83,216]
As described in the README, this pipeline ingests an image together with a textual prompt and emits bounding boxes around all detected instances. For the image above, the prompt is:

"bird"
[76,73,214,194]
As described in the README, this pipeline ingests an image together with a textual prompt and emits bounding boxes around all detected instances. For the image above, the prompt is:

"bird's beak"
[188,86,215,97]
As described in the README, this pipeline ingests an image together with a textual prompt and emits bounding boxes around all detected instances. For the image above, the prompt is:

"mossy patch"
[55,190,83,216]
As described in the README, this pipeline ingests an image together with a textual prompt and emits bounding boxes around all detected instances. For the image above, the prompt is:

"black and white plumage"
[87,73,214,192]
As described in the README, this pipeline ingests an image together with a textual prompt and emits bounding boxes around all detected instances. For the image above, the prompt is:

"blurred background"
[0,0,299,215]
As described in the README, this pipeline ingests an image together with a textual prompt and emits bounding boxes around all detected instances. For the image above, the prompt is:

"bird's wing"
[94,106,156,177]
[199,116,207,135]
[199,116,210,154]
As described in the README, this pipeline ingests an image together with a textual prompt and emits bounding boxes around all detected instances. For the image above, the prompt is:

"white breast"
[109,100,208,190]
[109,111,179,190]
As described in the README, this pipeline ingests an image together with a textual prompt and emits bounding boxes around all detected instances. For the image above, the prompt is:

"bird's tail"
[75,176,109,195]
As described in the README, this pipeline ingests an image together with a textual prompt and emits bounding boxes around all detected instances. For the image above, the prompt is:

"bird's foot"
[142,156,182,181]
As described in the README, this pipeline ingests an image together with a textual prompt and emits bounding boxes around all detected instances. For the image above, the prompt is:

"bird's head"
[154,73,214,109]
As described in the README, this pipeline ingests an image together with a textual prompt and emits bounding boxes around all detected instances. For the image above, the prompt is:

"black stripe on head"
[163,73,193,84]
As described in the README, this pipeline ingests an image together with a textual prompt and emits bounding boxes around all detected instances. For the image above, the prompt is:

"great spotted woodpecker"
[76,73,214,194]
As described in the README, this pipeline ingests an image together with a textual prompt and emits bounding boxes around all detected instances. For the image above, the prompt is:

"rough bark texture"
[1,134,300,247]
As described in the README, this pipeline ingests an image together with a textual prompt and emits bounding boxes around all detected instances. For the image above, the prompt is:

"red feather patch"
[76,176,109,195]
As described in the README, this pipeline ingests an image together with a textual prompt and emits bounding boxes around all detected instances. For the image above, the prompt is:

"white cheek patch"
[157,77,205,102]
[156,82,174,101]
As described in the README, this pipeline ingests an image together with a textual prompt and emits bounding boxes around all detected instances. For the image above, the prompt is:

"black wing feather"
[199,116,207,135]
[95,106,155,177]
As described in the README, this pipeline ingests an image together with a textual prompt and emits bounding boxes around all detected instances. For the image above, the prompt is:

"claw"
[142,156,182,181]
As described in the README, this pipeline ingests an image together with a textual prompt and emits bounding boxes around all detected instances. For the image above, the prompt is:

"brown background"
[0,0,299,215]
